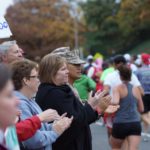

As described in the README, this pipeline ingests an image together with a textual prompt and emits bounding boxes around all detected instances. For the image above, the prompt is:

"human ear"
[2,54,8,62]
[22,77,29,86]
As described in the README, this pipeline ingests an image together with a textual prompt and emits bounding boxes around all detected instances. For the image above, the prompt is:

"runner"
[135,53,150,142]
[110,65,144,150]
[103,55,142,145]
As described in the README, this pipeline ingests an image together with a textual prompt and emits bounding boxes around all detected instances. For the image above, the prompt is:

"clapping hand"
[98,95,112,113]
[52,113,73,135]
[38,109,60,123]
[104,105,120,114]
[88,90,111,112]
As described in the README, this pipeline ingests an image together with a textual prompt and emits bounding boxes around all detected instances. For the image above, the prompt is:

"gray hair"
[0,40,17,62]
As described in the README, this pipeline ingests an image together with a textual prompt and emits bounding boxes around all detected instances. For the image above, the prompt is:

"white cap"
[135,58,142,66]
[124,53,131,62]
[87,55,93,60]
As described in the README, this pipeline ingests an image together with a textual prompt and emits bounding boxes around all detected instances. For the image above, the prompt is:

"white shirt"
[87,66,95,78]
[130,63,138,73]
[103,70,141,128]
[104,70,141,96]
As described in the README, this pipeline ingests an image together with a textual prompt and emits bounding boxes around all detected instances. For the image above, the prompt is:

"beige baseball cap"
[52,47,85,65]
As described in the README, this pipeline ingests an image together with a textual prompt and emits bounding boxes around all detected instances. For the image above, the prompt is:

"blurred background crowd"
[0,0,150,150]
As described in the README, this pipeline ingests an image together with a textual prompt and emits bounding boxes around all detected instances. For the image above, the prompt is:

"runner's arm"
[112,87,120,105]
[133,87,144,113]
[132,74,144,96]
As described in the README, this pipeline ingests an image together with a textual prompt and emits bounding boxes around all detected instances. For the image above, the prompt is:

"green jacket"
[74,75,96,101]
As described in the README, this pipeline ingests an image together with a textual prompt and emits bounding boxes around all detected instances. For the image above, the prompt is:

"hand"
[16,109,22,117]
[104,105,120,114]
[37,109,60,122]
[52,114,73,135]
[98,95,111,113]
[88,90,109,109]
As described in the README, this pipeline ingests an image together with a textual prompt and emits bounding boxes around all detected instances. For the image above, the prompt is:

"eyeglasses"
[29,75,39,79]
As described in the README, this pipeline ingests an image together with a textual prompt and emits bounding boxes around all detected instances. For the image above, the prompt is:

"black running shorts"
[112,122,141,139]
[142,94,150,113]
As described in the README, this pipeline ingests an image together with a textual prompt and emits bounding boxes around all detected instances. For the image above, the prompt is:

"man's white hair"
[0,40,17,62]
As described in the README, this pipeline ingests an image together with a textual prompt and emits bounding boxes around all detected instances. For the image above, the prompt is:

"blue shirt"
[135,66,150,94]
[14,91,59,150]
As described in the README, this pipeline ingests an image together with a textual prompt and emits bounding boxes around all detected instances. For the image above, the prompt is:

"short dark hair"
[113,55,127,65]
[108,57,114,65]
[0,63,12,91]
[118,65,131,81]
[11,59,38,90]
[102,61,109,70]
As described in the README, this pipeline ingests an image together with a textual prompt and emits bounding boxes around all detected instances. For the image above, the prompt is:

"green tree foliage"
[81,0,120,55]
[81,0,150,56]
[116,0,150,51]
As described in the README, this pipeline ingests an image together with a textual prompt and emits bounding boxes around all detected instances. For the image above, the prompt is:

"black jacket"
[36,83,98,150]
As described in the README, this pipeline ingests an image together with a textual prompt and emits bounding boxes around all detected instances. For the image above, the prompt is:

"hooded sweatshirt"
[14,91,59,150]
[36,83,98,150]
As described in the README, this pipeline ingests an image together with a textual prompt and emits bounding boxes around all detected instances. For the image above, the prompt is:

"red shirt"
[16,116,41,141]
